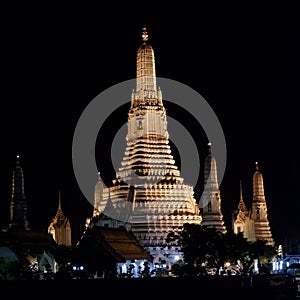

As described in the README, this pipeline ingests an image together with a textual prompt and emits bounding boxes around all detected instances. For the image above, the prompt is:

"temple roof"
[238,181,248,213]
[0,229,57,257]
[93,226,153,262]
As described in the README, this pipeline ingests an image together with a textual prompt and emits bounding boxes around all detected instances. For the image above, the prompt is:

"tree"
[248,240,277,274]
[72,227,118,278]
[222,231,251,275]
[167,223,277,277]
[53,245,73,279]
[167,223,226,276]
[0,261,20,280]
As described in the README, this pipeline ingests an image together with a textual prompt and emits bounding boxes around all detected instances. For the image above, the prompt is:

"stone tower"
[233,162,274,246]
[9,155,30,230]
[95,28,202,264]
[200,143,227,234]
[250,162,274,246]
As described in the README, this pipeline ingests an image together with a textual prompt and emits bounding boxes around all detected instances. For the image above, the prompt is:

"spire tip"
[207,142,212,154]
[142,27,148,42]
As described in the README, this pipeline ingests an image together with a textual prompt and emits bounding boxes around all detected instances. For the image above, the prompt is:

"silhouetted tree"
[53,245,73,279]
[167,223,276,277]
[72,227,118,278]
[167,223,225,276]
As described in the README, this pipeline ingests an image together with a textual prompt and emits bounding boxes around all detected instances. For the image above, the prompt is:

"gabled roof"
[0,229,57,257]
[94,226,153,262]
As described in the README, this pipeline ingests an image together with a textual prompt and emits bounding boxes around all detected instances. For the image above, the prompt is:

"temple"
[0,156,58,276]
[9,155,30,230]
[233,162,274,246]
[92,28,203,265]
[48,191,72,246]
[200,143,227,234]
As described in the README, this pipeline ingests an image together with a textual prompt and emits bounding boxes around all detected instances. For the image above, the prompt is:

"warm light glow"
[142,27,148,41]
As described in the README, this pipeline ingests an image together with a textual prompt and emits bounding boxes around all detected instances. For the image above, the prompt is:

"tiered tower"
[1,156,57,271]
[9,155,30,230]
[233,162,274,246]
[251,162,274,246]
[200,143,227,234]
[95,28,202,263]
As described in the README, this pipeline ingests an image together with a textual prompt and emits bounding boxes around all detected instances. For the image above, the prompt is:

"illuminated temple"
[233,162,274,246]
[91,28,277,268]
[200,144,227,234]
[93,28,203,264]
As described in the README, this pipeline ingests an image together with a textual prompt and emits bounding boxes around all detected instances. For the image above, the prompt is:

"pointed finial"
[207,142,212,154]
[97,171,102,182]
[16,154,20,165]
[58,189,62,209]
[255,161,259,171]
[142,27,148,42]
[239,180,243,201]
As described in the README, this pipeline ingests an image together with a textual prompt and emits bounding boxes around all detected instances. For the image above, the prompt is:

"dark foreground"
[1,275,299,299]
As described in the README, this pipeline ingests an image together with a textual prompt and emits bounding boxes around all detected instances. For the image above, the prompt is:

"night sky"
[0,2,299,248]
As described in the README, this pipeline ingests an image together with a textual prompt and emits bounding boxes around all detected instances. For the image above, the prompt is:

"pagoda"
[200,143,227,234]
[94,28,202,264]
[233,162,274,246]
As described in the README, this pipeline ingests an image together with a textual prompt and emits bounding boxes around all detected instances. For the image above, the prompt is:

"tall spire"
[9,155,30,230]
[200,143,227,234]
[253,161,265,201]
[120,27,175,181]
[134,26,158,101]
[48,191,72,246]
[203,142,218,190]
[56,190,63,217]
[232,180,249,233]
[240,180,243,201]
[233,162,274,246]
[97,28,202,266]
[251,162,274,246]
[238,181,248,213]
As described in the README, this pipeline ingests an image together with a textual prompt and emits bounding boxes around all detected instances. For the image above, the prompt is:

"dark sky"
[0,2,299,247]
